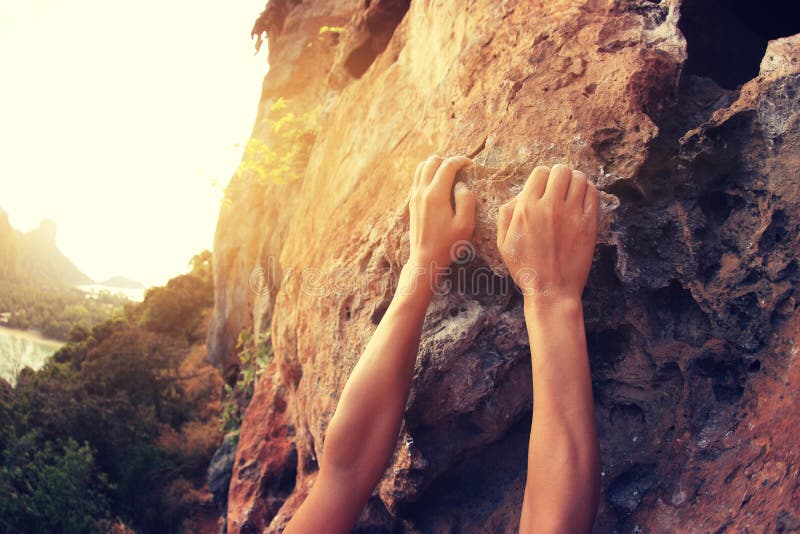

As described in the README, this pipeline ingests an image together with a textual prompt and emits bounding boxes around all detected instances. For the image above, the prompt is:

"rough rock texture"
[208,432,239,529]
[208,0,800,531]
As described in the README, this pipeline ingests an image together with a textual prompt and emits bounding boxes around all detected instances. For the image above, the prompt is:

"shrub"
[234,97,321,187]
[219,330,273,438]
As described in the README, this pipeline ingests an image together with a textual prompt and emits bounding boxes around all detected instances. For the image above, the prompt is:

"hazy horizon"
[0,0,270,288]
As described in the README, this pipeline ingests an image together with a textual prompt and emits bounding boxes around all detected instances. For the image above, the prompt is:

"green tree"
[0,431,113,534]
[138,251,213,342]
[1,250,220,533]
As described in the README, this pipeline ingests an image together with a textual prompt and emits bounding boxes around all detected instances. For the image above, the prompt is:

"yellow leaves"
[270,97,288,112]
[272,111,296,134]
[237,137,295,185]
[319,25,345,35]
[230,98,321,191]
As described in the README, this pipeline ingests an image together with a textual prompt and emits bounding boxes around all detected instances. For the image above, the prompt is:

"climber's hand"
[497,164,598,307]
[408,155,476,269]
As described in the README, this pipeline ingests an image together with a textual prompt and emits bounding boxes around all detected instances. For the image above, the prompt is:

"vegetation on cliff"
[233,97,320,188]
[220,329,273,440]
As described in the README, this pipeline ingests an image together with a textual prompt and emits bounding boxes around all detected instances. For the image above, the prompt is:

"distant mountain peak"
[35,219,57,245]
[0,215,92,286]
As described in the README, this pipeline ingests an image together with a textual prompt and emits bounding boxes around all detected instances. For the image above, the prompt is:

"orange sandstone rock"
[210,1,800,531]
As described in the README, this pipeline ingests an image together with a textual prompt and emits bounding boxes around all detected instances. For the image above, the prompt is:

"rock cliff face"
[208,0,800,531]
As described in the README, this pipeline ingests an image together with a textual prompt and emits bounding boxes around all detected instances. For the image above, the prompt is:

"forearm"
[520,297,600,533]
[288,155,476,533]
[288,263,434,533]
[321,261,434,483]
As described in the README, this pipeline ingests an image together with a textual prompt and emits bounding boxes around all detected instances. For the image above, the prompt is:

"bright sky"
[0,0,269,288]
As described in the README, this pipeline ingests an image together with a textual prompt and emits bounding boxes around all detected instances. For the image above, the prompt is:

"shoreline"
[0,325,65,347]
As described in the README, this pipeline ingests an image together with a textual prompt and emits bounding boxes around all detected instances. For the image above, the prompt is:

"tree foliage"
[0,250,222,533]
[0,281,129,340]
[138,251,213,343]
[0,431,113,534]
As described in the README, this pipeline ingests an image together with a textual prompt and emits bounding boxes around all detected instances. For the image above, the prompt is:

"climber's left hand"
[407,155,476,269]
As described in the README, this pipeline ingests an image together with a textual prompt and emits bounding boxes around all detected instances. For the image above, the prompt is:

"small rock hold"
[607,465,658,516]
[776,510,800,532]
[208,433,239,514]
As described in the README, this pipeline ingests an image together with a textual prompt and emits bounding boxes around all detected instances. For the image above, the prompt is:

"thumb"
[454,182,476,235]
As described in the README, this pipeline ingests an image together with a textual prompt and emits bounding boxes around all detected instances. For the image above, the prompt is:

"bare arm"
[285,155,476,533]
[497,164,601,533]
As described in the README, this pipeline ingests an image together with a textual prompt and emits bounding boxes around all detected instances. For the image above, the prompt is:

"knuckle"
[459,194,476,209]
[551,164,569,179]
[530,167,549,183]
[439,157,460,175]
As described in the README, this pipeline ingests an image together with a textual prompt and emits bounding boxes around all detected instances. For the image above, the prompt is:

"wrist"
[394,260,438,305]
[523,293,584,323]
[407,252,451,272]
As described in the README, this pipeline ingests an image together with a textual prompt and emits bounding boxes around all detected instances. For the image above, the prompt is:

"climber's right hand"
[496,164,598,308]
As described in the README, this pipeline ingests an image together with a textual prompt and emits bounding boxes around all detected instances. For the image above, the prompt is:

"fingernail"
[455,182,467,192]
